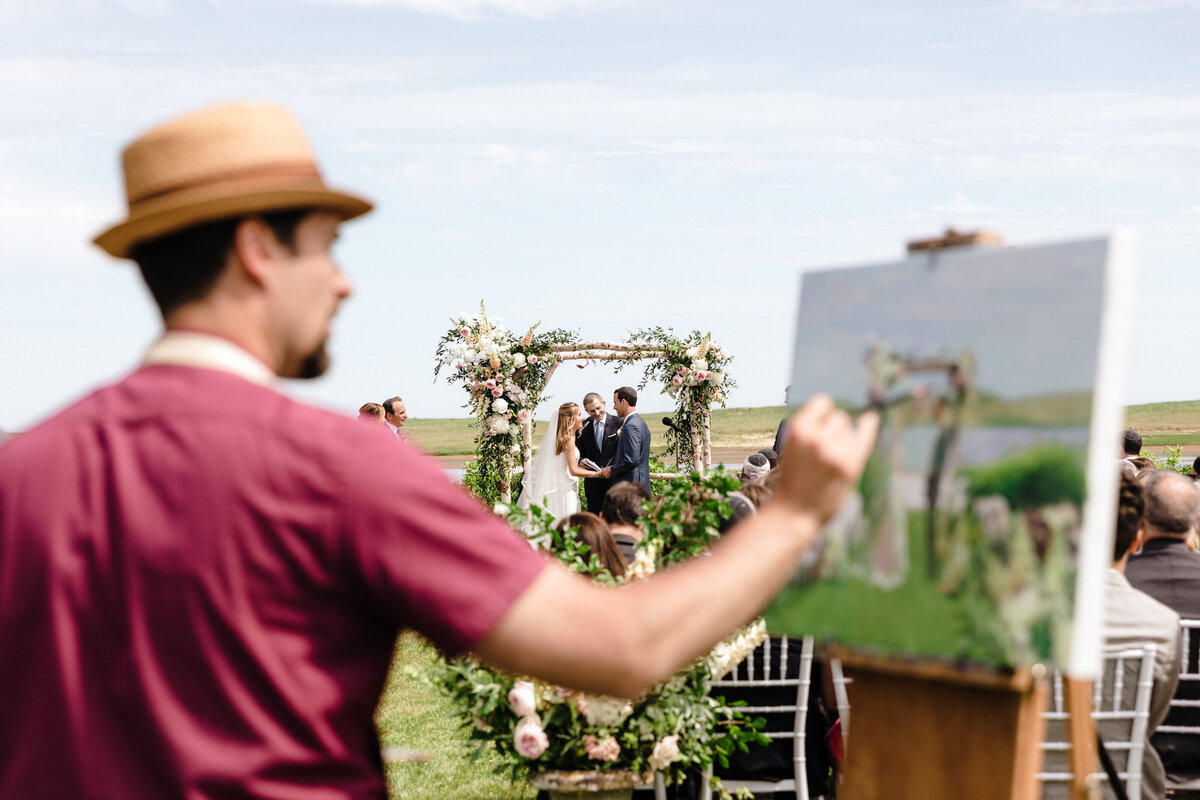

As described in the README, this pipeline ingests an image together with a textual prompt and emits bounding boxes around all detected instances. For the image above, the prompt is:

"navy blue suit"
[610,412,652,496]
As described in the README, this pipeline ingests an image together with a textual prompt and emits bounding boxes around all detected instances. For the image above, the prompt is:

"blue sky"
[2,0,1198,431]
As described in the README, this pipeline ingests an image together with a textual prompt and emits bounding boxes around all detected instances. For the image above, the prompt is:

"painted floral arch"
[435,305,736,502]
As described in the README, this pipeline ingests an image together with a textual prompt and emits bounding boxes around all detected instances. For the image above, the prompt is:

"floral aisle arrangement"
[434,303,578,500]
[426,470,766,800]
[627,327,736,469]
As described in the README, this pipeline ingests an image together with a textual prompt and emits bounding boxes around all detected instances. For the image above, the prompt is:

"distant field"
[404,405,788,456]
[1125,399,1200,448]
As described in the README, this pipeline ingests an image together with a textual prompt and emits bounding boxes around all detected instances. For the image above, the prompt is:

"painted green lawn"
[765,511,963,658]
[376,633,537,800]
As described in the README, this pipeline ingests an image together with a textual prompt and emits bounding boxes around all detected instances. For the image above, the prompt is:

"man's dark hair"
[614,386,637,406]
[1113,473,1145,562]
[1193,455,1200,476]
[131,208,312,318]
[382,397,403,415]
[601,482,650,527]
[1122,429,1142,456]
[757,448,778,470]
[1143,468,1200,536]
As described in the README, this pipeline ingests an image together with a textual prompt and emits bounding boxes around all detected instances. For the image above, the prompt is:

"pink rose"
[485,379,496,389]
[695,371,707,381]
[574,693,588,715]
[492,387,503,397]
[672,375,683,386]
[460,327,471,337]
[583,734,621,762]
[514,717,549,759]
[517,409,531,422]
[508,680,537,717]
[528,355,538,364]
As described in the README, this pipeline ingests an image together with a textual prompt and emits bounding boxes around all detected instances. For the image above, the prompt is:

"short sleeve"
[338,430,550,655]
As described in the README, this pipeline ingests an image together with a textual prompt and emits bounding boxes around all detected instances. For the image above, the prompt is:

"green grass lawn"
[376,633,536,800]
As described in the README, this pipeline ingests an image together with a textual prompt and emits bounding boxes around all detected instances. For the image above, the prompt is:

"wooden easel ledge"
[907,227,1005,253]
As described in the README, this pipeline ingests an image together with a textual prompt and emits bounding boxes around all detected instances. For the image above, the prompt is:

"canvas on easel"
[769,232,1134,799]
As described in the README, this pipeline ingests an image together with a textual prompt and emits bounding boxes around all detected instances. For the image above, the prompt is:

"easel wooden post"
[826,228,1098,800]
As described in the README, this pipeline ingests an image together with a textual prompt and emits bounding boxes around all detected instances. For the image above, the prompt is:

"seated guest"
[600,482,650,566]
[1106,473,1182,800]
[739,452,770,484]
[1123,428,1143,459]
[1126,469,1200,783]
[555,512,626,578]
[357,402,386,424]
[758,448,778,471]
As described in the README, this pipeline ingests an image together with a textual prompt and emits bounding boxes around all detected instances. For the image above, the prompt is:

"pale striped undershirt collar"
[143,330,276,387]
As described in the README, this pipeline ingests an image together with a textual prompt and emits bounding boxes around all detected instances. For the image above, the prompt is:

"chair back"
[708,634,815,800]
[1038,645,1158,799]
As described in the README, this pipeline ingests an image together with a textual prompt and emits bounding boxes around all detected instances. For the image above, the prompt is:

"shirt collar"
[143,330,275,387]
[385,420,402,436]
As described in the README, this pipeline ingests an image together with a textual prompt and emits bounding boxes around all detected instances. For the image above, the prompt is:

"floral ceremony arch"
[435,305,736,502]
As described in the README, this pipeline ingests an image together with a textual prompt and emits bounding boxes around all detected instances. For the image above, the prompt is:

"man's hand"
[773,393,878,525]
[599,466,611,478]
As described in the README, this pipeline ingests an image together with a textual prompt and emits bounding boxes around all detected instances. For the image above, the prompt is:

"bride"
[518,402,602,521]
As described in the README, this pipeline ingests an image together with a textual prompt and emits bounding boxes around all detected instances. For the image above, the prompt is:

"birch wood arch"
[435,308,734,503]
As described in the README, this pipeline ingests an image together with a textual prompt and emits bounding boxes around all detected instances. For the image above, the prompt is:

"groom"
[600,386,652,496]
[577,392,621,513]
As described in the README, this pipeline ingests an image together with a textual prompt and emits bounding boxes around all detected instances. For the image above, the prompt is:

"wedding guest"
[739,482,773,509]
[0,102,877,799]
[383,395,407,436]
[358,402,386,424]
[1125,469,1200,783]
[1122,428,1143,459]
[740,452,770,483]
[1129,456,1156,473]
[758,447,778,471]
[556,513,626,579]
[600,482,651,566]
[773,385,792,455]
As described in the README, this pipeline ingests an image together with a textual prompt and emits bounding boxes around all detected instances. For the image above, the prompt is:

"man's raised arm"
[474,394,878,697]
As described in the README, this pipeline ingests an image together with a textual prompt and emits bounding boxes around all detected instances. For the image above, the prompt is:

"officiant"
[577,392,621,512]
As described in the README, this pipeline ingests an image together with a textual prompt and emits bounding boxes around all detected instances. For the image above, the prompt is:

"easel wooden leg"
[1063,677,1097,800]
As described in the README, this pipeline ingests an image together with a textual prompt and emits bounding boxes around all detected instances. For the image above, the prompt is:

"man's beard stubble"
[295,343,331,380]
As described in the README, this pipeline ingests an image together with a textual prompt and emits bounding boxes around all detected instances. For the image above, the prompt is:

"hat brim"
[94,181,373,259]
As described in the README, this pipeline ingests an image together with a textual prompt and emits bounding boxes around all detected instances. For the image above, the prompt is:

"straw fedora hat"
[94,102,373,258]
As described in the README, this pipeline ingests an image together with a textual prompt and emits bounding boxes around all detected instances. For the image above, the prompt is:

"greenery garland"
[627,327,736,469]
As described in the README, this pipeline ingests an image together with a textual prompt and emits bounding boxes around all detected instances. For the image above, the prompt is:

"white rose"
[685,347,698,358]
[711,371,724,386]
[464,348,477,362]
[493,418,511,435]
[492,398,509,414]
[508,680,538,717]
[649,735,681,771]
[691,359,708,372]
[584,695,633,727]
[513,353,527,367]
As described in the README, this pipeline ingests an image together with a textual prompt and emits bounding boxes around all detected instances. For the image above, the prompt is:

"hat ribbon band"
[129,163,323,205]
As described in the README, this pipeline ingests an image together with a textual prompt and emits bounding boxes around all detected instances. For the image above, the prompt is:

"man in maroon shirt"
[0,103,877,799]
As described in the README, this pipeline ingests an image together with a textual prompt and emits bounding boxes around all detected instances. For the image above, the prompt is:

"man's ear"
[231,217,281,287]
[1132,520,1149,555]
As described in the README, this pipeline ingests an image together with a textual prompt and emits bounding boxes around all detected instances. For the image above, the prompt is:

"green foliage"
[964,444,1086,510]
[639,468,743,568]
[628,327,736,468]
[461,460,502,508]
[1147,444,1194,475]
[426,468,766,788]
[648,455,675,497]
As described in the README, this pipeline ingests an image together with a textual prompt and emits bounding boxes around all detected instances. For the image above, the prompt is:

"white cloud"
[1015,0,1200,14]
[307,0,627,21]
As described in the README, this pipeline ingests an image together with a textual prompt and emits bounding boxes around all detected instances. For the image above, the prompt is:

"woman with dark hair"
[555,512,627,578]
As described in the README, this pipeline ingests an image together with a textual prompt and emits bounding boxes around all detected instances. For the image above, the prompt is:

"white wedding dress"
[518,423,580,522]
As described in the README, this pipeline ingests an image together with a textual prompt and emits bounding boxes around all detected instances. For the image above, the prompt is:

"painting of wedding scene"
[767,238,1115,669]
